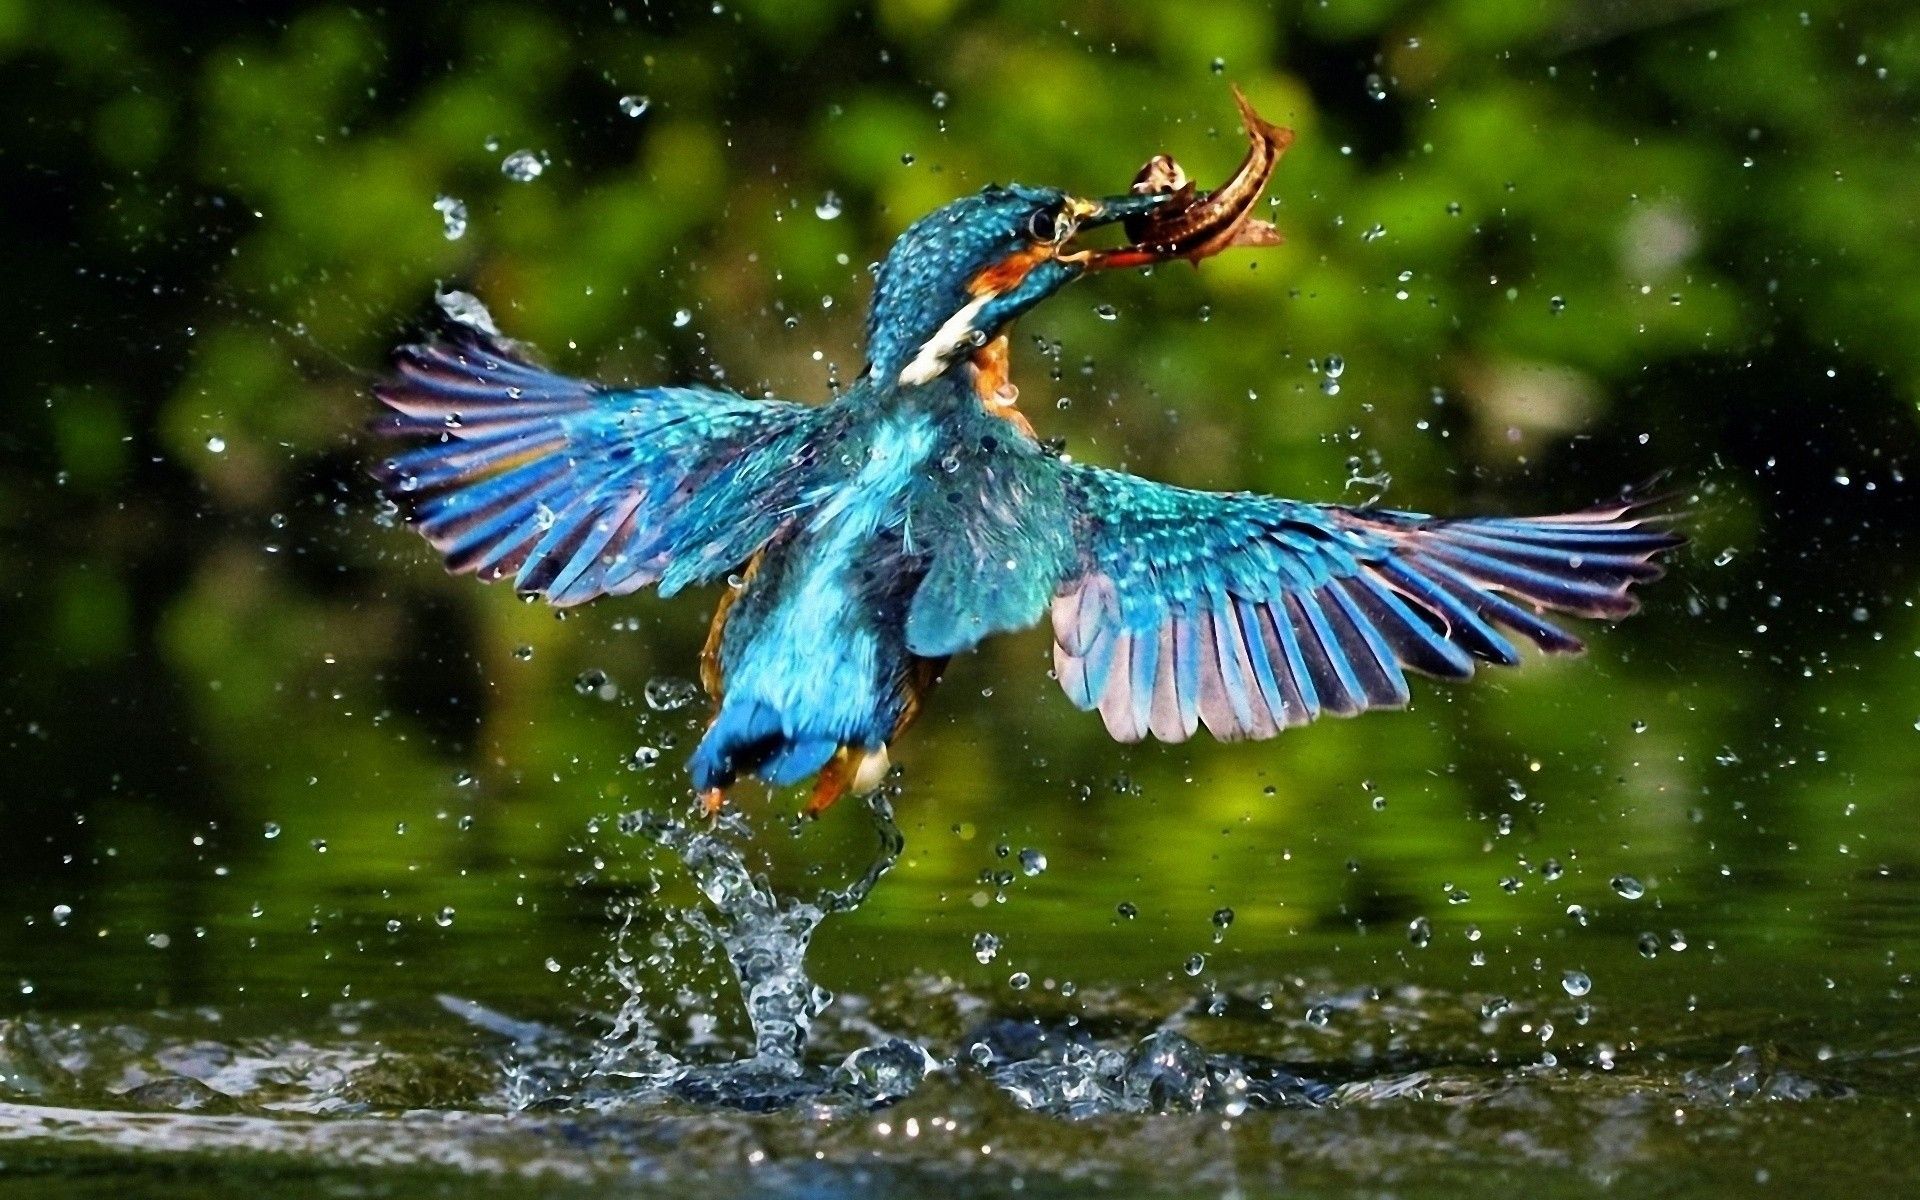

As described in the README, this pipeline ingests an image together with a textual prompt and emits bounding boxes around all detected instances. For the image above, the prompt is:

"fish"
[1121,85,1291,263]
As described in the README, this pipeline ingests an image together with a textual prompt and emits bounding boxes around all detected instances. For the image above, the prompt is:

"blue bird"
[372,93,1680,816]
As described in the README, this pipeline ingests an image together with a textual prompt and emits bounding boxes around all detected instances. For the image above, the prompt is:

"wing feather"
[372,325,814,606]
[1048,466,1681,744]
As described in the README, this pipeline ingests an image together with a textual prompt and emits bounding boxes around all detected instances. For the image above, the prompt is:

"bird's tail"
[688,697,842,793]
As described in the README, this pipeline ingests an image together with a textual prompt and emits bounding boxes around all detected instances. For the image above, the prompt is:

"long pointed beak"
[1058,192,1182,272]
[1068,192,1171,229]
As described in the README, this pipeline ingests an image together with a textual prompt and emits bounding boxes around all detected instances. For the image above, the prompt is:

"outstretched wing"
[1050,465,1681,743]
[371,327,815,606]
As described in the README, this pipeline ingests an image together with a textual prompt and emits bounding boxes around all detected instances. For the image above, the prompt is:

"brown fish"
[1121,85,1291,264]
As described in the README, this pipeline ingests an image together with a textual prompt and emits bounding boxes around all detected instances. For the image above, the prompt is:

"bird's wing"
[1050,464,1681,743]
[371,327,815,606]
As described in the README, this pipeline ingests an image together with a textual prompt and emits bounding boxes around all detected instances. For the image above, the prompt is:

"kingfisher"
[372,91,1679,817]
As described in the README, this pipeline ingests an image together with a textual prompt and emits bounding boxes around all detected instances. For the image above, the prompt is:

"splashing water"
[572,795,908,1108]
[418,787,1347,1121]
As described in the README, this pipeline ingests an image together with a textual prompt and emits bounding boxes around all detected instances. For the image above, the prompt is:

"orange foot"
[805,745,892,818]
[970,335,1034,440]
[698,787,727,817]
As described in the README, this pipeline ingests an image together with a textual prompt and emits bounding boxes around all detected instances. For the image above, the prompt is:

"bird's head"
[864,183,1170,388]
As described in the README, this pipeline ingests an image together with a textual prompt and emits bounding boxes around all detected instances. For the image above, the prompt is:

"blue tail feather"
[688,698,842,792]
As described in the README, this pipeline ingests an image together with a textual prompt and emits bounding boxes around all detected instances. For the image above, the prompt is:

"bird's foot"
[698,787,728,818]
[970,337,1036,439]
[805,767,848,819]
[804,745,891,818]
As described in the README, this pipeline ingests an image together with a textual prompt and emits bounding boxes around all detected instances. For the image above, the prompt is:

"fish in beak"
[1063,85,1292,272]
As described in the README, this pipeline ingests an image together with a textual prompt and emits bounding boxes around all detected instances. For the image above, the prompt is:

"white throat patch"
[897,293,992,387]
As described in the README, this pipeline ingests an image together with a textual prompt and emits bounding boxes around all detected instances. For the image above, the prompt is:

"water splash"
[430,792,1347,1120]
[976,1025,1333,1118]
[583,794,907,1107]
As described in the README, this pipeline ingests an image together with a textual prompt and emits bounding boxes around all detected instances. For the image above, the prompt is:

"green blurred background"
[3,0,1918,1048]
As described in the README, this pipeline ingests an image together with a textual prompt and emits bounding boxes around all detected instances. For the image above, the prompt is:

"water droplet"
[1018,848,1047,876]
[205,436,226,454]
[435,288,501,335]
[1305,1003,1332,1028]
[310,838,328,854]
[262,822,281,840]
[1007,971,1031,990]
[814,191,842,220]
[1093,303,1118,321]
[574,669,614,699]
[972,932,1002,964]
[1610,874,1646,900]
[1548,295,1566,315]
[500,148,545,182]
[1183,953,1206,977]
[433,194,468,240]
[643,676,700,711]
[512,644,534,661]
[1320,354,1347,395]
[1116,901,1138,920]
[617,94,651,118]
[544,957,563,973]
[146,932,171,950]
[931,90,949,110]
[1361,223,1386,243]
[899,152,915,166]
[1408,915,1432,947]
[434,906,456,928]
[1210,57,1226,75]
[50,905,71,927]
[672,308,693,328]
[1562,970,1592,997]
[1638,931,1662,958]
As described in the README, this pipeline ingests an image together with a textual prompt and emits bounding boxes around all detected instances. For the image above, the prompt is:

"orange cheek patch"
[967,245,1050,297]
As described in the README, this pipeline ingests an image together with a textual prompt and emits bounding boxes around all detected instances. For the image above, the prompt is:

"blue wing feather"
[1049,465,1682,744]
[372,327,814,606]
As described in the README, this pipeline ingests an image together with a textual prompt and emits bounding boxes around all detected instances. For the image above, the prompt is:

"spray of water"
[473,786,1330,1116]
[569,794,915,1108]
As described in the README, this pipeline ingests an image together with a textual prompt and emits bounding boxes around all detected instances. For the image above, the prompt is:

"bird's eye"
[1028,207,1066,243]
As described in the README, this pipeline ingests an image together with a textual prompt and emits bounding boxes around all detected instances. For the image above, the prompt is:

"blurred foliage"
[2,0,1918,1031]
